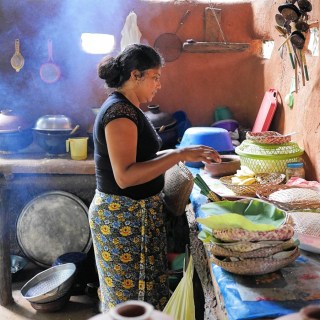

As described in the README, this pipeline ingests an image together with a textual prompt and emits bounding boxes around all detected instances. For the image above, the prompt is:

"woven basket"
[235,140,304,173]
[219,173,285,197]
[208,247,300,275]
[246,131,292,145]
[256,185,320,211]
[163,161,194,216]
[205,238,297,258]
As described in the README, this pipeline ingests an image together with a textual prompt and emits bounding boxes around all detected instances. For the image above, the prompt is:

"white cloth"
[120,11,142,51]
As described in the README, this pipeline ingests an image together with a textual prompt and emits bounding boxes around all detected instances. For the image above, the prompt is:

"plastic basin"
[179,127,234,167]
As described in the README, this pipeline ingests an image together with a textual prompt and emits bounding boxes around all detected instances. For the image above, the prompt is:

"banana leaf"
[197,199,286,232]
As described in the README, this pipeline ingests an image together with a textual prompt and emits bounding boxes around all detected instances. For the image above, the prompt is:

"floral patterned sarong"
[88,190,169,312]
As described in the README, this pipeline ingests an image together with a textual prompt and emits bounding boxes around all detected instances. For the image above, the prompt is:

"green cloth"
[197,199,286,232]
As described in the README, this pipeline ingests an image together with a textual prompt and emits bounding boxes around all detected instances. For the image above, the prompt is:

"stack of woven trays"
[201,202,300,275]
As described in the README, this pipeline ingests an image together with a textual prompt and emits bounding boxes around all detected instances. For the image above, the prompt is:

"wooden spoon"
[70,125,80,135]
[10,39,25,72]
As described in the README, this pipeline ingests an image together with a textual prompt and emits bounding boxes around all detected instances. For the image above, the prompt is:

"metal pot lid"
[33,128,73,133]
[34,115,73,131]
[17,191,92,268]
[0,109,30,133]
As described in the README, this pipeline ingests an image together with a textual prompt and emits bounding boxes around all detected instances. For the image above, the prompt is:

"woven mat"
[289,211,320,237]
[257,185,320,211]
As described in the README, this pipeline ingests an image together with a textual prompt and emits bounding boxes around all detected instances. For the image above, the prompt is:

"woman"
[89,43,221,312]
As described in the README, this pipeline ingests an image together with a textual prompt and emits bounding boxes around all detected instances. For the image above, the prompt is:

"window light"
[262,40,274,59]
[81,33,115,54]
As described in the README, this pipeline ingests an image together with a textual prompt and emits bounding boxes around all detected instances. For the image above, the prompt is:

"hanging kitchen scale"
[10,39,25,72]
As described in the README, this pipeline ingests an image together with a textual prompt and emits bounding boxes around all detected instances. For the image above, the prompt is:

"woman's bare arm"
[106,118,221,189]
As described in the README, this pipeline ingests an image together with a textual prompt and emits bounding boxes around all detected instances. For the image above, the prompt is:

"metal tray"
[17,191,92,267]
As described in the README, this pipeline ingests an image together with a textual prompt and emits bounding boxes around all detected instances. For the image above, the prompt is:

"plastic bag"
[163,255,195,320]
[120,11,142,51]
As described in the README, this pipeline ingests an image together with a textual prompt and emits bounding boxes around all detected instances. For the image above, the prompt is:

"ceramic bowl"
[30,292,71,312]
[203,155,240,177]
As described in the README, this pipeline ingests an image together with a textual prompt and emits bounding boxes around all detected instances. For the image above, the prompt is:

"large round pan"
[17,191,92,267]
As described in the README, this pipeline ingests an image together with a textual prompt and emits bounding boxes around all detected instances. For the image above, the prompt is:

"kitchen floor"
[0,262,100,320]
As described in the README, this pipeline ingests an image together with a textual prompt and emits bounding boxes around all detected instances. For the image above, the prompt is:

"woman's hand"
[177,145,222,164]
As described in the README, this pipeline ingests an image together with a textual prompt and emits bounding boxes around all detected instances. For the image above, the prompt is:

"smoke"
[0,0,128,124]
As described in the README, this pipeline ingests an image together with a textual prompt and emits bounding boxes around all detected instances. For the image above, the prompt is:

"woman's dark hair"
[98,44,164,88]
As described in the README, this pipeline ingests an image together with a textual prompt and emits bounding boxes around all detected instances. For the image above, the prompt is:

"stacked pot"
[33,115,79,154]
[0,109,33,152]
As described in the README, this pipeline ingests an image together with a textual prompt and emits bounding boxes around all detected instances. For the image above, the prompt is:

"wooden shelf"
[183,41,250,53]
[184,7,250,54]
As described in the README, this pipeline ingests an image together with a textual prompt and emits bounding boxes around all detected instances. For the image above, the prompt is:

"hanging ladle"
[10,39,25,72]
[275,13,286,27]
[275,25,295,69]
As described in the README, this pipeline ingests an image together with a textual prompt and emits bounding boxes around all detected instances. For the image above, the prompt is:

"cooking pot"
[34,130,79,154]
[144,105,178,150]
[0,109,33,152]
[0,130,33,152]
[0,109,31,132]
[144,105,177,130]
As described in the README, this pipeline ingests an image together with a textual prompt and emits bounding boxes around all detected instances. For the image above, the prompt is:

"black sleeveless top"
[93,92,164,200]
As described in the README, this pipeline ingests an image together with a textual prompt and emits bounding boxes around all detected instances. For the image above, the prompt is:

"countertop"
[0,153,95,175]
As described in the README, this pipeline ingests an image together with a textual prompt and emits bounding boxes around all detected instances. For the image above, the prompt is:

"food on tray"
[231,166,256,185]
[220,167,286,197]
[269,188,320,203]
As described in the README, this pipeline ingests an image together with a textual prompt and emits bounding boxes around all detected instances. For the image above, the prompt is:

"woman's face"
[136,68,162,104]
